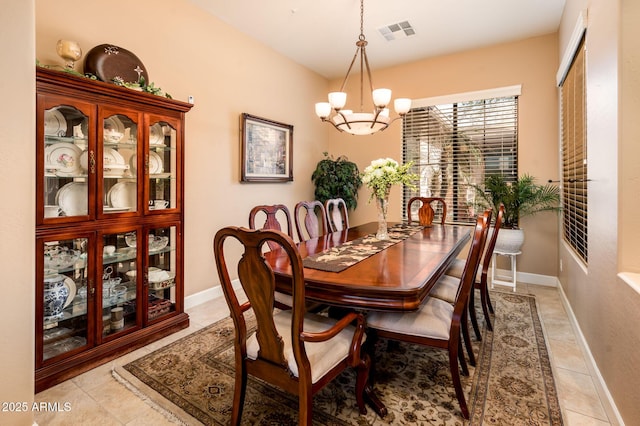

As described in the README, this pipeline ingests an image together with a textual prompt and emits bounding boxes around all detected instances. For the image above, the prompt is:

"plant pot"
[495,228,525,253]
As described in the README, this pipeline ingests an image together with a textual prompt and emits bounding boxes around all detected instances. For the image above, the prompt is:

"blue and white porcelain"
[43,275,76,320]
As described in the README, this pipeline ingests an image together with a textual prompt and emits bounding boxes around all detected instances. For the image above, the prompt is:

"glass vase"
[375,190,390,240]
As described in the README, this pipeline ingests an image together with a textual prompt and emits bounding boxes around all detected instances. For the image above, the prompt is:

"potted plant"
[472,174,560,252]
[311,152,362,210]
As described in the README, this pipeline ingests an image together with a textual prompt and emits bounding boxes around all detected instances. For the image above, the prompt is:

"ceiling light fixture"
[315,0,411,136]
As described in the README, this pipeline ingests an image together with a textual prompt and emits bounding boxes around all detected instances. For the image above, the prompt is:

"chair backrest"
[248,204,294,250]
[214,227,310,387]
[453,211,491,312]
[407,197,447,226]
[294,200,329,241]
[324,198,349,232]
[479,204,504,282]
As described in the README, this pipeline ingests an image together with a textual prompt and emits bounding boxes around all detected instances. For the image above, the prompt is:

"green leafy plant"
[471,174,560,228]
[311,152,362,210]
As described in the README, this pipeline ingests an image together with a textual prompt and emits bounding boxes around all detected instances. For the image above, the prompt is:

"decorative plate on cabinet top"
[84,44,149,85]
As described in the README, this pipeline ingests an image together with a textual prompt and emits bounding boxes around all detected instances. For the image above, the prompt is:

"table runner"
[302,224,424,272]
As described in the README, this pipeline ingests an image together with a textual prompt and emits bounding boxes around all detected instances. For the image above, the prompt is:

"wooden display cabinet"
[35,67,192,392]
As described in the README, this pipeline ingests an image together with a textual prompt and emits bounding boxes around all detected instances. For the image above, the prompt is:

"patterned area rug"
[115,292,563,425]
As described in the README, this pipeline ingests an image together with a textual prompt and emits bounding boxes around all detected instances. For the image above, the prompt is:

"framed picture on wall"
[240,113,293,182]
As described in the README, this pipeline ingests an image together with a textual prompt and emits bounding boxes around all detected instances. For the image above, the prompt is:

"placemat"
[302,224,424,272]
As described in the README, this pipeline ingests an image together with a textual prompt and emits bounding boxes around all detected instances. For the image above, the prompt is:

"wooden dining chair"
[294,200,329,241]
[248,204,296,309]
[214,226,370,425]
[248,204,294,250]
[439,205,504,338]
[366,212,490,420]
[324,198,349,232]
[407,197,447,226]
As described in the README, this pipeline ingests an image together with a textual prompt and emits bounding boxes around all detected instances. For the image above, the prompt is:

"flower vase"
[375,190,390,240]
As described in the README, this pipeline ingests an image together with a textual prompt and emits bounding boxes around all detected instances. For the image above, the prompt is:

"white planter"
[495,228,525,253]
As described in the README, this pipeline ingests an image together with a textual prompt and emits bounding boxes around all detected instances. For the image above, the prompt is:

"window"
[402,88,520,224]
[560,36,587,263]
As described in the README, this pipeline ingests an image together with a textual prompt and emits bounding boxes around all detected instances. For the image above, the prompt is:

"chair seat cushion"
[367,297,453,340]
[430,274,460,303]
[246,310,361,384]
[445,257,484,282]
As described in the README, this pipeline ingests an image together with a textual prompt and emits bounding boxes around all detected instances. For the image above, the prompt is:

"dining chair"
[214,226,370,425]
[294,200,329,241]
[248,204,294,249]
[248,204,296,309]
[366,212,490,420]
[438,205,504,337]
[407,197,447,226]
[324,198,349,232]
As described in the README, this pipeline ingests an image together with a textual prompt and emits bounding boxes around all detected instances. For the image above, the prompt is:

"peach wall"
[327,34,561,277]
[558,0,640,423]
[35,0,330,297]
[0,1,35,424]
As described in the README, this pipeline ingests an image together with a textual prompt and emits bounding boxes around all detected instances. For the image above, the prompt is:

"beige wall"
[0,1,35,425]
[35,0,330,298]
[558,0,640,423]
[327,34,561,277]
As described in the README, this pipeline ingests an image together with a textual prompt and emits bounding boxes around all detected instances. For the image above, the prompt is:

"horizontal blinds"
[561,36,588,263]
[402,96,518,224]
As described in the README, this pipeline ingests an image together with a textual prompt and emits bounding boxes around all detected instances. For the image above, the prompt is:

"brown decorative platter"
[84,44,149,85]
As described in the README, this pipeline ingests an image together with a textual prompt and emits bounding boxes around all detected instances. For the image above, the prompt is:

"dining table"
[265,221,472,416]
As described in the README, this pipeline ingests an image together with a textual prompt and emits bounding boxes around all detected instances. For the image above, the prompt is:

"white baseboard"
[493,268,559,287]
[184,280,241,310]
[556,283,625,426]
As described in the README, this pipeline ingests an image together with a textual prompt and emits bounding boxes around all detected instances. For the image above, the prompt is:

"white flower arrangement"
[361,158,418,200]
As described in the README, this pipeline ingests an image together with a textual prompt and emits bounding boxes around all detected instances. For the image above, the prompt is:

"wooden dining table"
[266,221,471,417]
[267,221,471,312]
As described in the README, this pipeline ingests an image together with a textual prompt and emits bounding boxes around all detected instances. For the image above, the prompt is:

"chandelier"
[315,0,411,136]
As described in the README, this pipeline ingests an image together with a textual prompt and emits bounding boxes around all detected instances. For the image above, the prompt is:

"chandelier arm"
[338,111,352,130]
[339,48,361,93]
[362,46,376,100]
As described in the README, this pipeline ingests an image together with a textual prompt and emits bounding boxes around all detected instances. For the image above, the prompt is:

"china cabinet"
[35,67,192,392]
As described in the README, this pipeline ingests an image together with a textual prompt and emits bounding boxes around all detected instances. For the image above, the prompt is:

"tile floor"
[34,283,619,425]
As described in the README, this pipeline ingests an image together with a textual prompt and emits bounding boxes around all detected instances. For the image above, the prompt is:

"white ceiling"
[189,0,566,79]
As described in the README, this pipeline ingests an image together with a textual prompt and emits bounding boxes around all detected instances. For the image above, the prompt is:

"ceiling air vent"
[378,21,415,41]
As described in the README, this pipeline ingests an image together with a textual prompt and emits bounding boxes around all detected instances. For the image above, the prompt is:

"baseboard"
[556,283,625,426]
[493,268,558,287]
[184,280,241,310]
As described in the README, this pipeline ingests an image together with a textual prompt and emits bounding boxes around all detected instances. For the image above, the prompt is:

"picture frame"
[240,113,293,182]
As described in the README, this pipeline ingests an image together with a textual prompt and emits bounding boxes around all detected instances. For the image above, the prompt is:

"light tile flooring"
[34,283,619,425]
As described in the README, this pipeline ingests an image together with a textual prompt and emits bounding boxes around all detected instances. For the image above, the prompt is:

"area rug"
[114,292,563,425]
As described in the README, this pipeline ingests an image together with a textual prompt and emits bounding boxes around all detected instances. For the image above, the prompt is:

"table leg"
[362,329,388,418]
[364,384,387,417]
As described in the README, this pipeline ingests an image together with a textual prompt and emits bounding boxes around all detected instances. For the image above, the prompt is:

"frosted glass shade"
[394,98,412,114]
[332,112,390,135]
[315,102,331,118]
[372,88,392,107]
[328,92,347,109]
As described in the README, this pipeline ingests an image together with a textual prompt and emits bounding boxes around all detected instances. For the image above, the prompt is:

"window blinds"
[402,96,519,224]
[561,37,588,263]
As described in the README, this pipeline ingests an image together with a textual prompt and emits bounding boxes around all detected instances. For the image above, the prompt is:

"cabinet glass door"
[101,230,140,338]
[147,225,177,322]
[148,120,177,211]
[43,105,90,219]
[41,237,90,363]
[101,113,138,214]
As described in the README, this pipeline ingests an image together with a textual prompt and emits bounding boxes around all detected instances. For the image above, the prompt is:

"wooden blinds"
[402,96,519,224]
[561,37,588,263]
